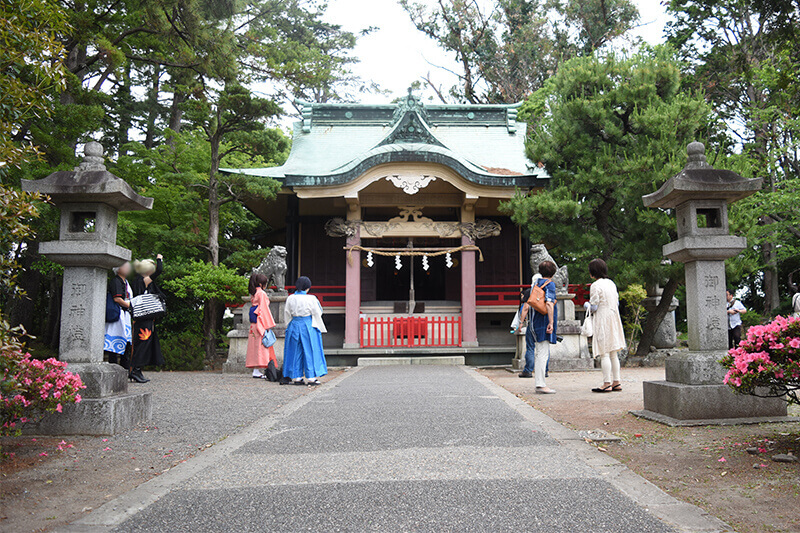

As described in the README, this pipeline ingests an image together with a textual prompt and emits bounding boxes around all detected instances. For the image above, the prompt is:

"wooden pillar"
[461,197,478,347]
[344,199,361,348]
[285,194,300,283]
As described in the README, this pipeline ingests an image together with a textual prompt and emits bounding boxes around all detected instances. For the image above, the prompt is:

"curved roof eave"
[281,144,546,188]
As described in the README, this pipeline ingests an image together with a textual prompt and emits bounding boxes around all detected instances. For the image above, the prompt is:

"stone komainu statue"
[254,246,288,292]
[529,244,569,294]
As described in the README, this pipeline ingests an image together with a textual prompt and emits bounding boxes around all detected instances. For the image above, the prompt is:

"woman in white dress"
[585,258,626,393]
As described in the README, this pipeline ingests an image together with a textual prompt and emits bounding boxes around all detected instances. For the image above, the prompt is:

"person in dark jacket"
[130,254,165,383]
[104,262,133,369]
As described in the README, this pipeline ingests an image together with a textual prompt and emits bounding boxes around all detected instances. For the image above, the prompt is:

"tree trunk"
[116,63,132,157]
[144,65,161,149]
[635,276,680,357]
[166,71,188,145]
[203,134,222,362]
[202,298,221,366]
[208,137,221,267]
[762,240,780,313]
[594,195,617,261]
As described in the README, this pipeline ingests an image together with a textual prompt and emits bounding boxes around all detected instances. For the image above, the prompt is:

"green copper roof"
[222,92,547,188]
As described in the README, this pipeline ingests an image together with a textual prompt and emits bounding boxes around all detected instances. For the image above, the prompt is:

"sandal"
[591,385,614,393]
[611,385,622,392]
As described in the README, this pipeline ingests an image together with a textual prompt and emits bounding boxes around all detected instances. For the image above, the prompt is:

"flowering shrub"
[1,348,85,437]
[721,315,800,405]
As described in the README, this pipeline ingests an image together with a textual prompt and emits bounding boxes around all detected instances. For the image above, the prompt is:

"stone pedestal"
[551,294,592,371]
[636,142,787,425]
[642,293,678,349]
[21,141,153,435]
[26,361,152,435]
[511,330,526,371]
[511,294,592,372]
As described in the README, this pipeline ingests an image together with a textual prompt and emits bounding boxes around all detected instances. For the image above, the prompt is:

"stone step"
[357,356,466,366]
[546,358,595,371]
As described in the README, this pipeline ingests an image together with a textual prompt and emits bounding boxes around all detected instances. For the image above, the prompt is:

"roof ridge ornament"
[506,108,518,134]
[295,99,313,133]
[393,88,427,124]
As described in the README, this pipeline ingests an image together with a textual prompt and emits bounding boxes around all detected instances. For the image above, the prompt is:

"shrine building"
[224,92,550,365]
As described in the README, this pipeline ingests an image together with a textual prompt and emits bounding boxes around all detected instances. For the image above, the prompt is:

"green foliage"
[163,261,247,303]
[400,0,639,103]
[504,46,714,287]
[159,331,205,371]
[620,284,647,352]
[0,0,67,171]
[666,0,800,312]
[741,310,766,331]
[0,187,43,303]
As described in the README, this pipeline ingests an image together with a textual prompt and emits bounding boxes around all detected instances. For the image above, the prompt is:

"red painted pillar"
[344,228,361,348]
[461,234,478,347]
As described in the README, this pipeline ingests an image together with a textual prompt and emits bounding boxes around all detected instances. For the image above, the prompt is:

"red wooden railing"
[282,285,346,308]
[360,316,462,348]
[475,283,591,306]
[229,284,590,310]
[226,285,346,308]
[568,284,591,306]
[475,284,527,306]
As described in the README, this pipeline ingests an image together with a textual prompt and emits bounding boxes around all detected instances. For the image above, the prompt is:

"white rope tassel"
[366,250,374,267]
[445,252,453,268]
[395,254,402,270]
[422,254,429,271]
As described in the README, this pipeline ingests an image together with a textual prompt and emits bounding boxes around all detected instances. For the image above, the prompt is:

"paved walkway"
[66,366,729,532]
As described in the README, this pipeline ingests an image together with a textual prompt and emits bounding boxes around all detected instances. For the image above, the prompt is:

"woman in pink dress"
[246,273,276,378]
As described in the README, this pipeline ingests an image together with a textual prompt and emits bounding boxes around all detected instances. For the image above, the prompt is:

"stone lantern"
[634,142,787,424]
[21,141,154,435]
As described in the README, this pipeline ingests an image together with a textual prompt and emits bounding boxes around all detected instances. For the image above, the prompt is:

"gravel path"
[0,371,339,532]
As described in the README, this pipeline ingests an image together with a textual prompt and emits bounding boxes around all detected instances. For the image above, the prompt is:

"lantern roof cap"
[21,141,153,211]
[643,142,762,208]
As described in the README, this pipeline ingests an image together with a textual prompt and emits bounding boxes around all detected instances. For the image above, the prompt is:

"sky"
[322,0,672,104]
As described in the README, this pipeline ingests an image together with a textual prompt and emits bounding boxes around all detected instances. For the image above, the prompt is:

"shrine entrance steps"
[357,355,465,366]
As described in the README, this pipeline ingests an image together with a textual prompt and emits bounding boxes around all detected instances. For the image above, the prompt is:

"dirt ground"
[0,370,341,533]
[481,367,800,533]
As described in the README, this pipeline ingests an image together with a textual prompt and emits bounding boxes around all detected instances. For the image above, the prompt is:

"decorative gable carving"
[385,175,437,195]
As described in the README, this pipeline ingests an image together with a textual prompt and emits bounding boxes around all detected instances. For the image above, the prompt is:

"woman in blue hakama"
[282,276,327,386]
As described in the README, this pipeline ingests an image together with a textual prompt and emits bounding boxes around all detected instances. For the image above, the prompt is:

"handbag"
[580,307,593,337]
[249,304,258,324]
[264,360,280,382]
[105,292,121,323]
[262,328,277,348]
[131,293,167,321]
[527,279,552,315]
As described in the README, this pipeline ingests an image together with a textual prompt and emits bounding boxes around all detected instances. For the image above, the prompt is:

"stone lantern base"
[24,363,152,436]
[632,351,789,426]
